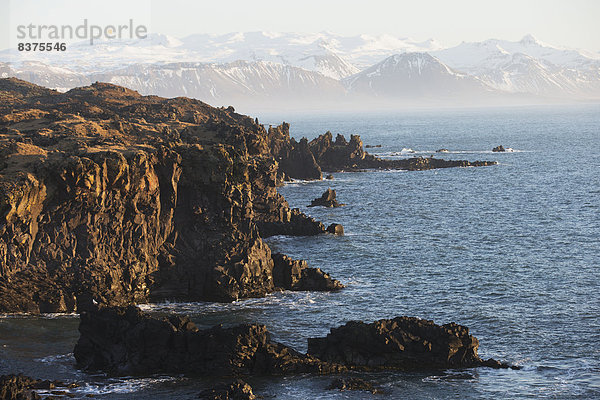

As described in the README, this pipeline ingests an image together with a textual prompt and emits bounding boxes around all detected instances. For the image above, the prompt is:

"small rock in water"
[436,148,449,153]
[325,174,334,180]
[492,145,506,152]
[308,188,344,207]
[326,223,344,235]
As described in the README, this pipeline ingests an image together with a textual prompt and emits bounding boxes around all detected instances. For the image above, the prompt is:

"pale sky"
[1,0,599,52]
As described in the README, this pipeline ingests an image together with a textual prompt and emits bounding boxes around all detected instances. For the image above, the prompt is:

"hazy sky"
[1,0,599,51]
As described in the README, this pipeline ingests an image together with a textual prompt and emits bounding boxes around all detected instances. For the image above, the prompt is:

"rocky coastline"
[0,78,496,313]
[0,78,511,397]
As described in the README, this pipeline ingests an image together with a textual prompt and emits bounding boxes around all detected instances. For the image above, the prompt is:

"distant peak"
[520,34,540,45]
[389,52,435,61]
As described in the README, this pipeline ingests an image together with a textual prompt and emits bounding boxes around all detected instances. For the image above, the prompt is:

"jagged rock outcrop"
[278,138,322,181]
[73,306,517,377]
[0,375,40,400]
[492,145,506,152]
[309,132,368,171]
[74,304,345,375]
[199,380,256,400]
[273,129,497,179]
[254,208,326,238]
[307,317,518,371]
[0,78,340,312]
[0,374,78,400]
[308,188,344,208]
[264,123,322,181]
[272,253,344,291]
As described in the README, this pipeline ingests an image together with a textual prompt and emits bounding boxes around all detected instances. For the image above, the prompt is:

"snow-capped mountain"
[463,53,600,97]
[0,31,443,79]
[434,35,600,72]
[433,35,600,96]
[93,60,345,104]
[2,32,599,109]
[1,60,346,109]
[178,32,362,79]
[344,53,494,99]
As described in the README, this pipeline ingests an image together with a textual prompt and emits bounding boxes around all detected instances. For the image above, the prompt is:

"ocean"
[1,104,599,399]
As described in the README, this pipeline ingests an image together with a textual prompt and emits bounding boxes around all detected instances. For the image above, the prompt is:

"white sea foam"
[284,178,322,185]
[70,376,182,396]
[35,353,74,364]
[376,149,527,158]
[0,312,78,319]
[138,290,339,316]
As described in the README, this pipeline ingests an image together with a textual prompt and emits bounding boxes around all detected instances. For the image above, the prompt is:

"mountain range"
[1,32,599,110]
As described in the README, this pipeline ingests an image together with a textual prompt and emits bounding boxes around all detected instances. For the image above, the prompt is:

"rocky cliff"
[0,78,338,313]
[0,78,495,313]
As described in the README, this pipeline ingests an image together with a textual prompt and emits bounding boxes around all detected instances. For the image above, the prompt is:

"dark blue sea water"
[1,105,599,399]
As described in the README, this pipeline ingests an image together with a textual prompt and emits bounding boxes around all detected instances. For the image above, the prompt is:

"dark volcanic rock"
[266,123,322,181]
[307,317,517,370]
[73,306,516,377]
[198,379,256,400]
[0,375,41,400]
[297,131,496,174]
[309,132,367,171]
[327,377,383,394]
[492,145,506,152]
[326,223,344,235]
[278,137,322,181]
[308,188,344,208]
[436,148,449,153]
[74,304,345,376]
[272,253,344,292]
[0,78,341,312]
[0,375,78,400]
[255,208,326,237]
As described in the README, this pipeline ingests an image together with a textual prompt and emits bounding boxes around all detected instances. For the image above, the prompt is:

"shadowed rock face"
[274,130,497,178]
[272,253,344,291]
[74,304,345,376]
[267,126,497,181]
[74,306,517,376]
[0,78,337,312]
[307,317,516,370]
